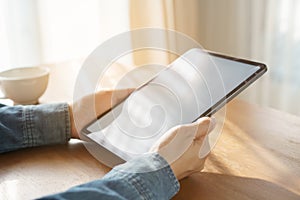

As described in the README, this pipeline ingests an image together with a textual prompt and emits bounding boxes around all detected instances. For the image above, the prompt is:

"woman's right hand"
[150,117,216,180]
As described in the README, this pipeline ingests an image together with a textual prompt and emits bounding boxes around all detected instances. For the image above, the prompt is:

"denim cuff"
[106,153,180,200]
[23,103,71,148]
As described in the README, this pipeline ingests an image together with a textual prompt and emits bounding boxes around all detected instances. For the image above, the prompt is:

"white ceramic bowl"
[0,66,49,105]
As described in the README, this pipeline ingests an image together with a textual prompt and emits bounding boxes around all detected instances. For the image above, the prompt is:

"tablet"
[81,48,267,164]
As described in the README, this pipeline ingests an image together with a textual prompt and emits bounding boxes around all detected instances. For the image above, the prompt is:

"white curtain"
[258,0,300,116]
[201,0,300,116]
[0,0,130,70]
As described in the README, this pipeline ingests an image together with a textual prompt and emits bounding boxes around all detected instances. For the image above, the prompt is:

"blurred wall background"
[0,0,299,116]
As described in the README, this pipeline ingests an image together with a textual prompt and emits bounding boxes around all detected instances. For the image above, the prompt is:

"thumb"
[110,88,135,107]
[194,117,216,140]
[94,88,134,116]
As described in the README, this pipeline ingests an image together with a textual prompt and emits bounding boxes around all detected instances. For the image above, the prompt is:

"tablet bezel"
[195,51,267,119]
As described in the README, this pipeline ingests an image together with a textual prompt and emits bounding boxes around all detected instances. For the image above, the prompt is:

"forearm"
[0,103,71,153]
[39,153,179,200]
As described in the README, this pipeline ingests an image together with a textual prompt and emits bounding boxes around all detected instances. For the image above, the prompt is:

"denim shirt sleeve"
[39,153,180,200]
[0,103,71,153]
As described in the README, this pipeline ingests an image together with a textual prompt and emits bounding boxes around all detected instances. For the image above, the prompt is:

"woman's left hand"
[69,88,134,139]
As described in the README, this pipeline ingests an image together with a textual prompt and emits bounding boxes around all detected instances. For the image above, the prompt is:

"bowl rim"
[0,66,50,81]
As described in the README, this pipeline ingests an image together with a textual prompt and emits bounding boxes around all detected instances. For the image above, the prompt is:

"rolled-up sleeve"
[0,103,71,153]
[40,153,180,200]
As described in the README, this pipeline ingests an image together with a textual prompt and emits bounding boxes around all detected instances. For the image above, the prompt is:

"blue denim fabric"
[0,103,180,199]
[40,153,179,200]
[0,103,71,153]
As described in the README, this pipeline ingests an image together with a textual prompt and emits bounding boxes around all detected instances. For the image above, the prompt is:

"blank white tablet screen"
[86,49,260,160]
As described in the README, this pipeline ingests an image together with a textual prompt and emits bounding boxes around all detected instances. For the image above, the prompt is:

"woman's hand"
[150,117,216,180]
[69,89,134,139]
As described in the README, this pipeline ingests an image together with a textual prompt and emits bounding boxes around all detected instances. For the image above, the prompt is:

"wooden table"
[0,61,299,200]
